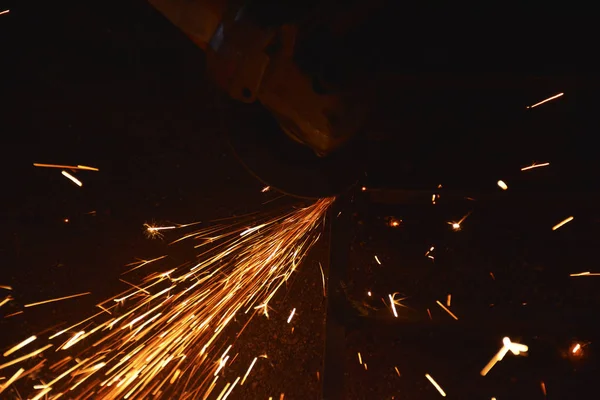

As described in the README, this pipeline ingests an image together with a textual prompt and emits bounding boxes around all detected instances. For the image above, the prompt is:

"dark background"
[1,1,599,399]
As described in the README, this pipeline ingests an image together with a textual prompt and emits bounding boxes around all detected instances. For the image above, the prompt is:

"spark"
[388,218,401,227]
[448,212,471,231]
[0,368,24,395]
[541,381,547,396]
[367,291,372,297]
[61,170,83,186]
[361,186,367,191]
[0,344,53,371]
[34,163,99,171]
[446,294,451,307]
[240,357,257,385]
[287,308,296,324]
[521,162,550,171]
[571,343,583,356]
[364,363,368,370]
[425,373,446,397]
[497,180,508,190]
[490,272,496,280]
[261,186,271,193]
[4,198,333,398]
[222,376,240,399]
[0,296,12,308]
[3,311,23,318]
[394,366,401,376]
[24,292,91,308]
[481,337,528,376]
[425,246,435,260]
[357,352,363,364]
[374,255,382,265]
[0,10,10,16]
[552,216,574,231]
[526,92,564,109]
[144,224,177,239]
[0,285,12,291]
[280,394,285,400]
[436,300,458,320]
[122,255,167,274]
[570,272,600,277]
[3,336,37,357]
[318,262,326,297]
[427,308,432,320]
[389,294,398,318]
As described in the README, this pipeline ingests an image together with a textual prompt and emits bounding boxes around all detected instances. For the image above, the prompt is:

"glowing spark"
[0,10,10,16]
[526,92,564,109]
[34,163,99,171]
[3,336,37,357]
[497,180,508,190]
[240,223,268,236]
[521,162,550,171]
[367,291,372,297]
[61,170,83,186]
[388,218,401,227]
[0,296,11,308]
[364,363,367,370]
[0,344,53,371]
[394,366,401,376]
[222,376,240,399]
[5,198,333,398]
[144,224,177,239]
[572,343,582,355]
[490,272,496,280]
[436,300,458,320]
[446,294,451,307]
[280,394,285,400]
[0,285,12,291]
[122,255,167,274]
[425,373,446,397]
[570,272,600,277]
[427,308,432,320]
[481,337,528,376]
[318,262,326,297]
[261,186,271,193]
[448,212,471,231]
[24,292,91,308]
[541,381,547,396]
[0,368,23,395]
[287,308,296,324]
[240,357,257,385]
[374,255,382,265]
[552,216,574,231]
[357,352,363,364]
[361,186,367,191]
[3,311,23,318]
[389,294,398,318]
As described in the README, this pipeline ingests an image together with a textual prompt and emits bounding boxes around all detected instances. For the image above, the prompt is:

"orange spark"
[24,292,91,308]
[526,92,564,109]
[436,300,458,320]
[287,308,296,324]
[61,170,83,186]
[3,336,37,357]
[552,216,574,231]
[425,373,446,397]
[521,162,550,171]
[34,163,99,171]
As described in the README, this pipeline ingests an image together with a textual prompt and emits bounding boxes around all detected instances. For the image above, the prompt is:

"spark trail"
[1,197,334,399]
